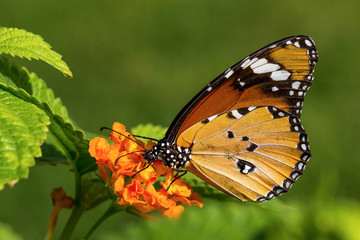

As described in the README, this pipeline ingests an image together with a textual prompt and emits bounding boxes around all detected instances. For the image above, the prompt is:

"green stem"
[83,204,120,240]
[59,160,83,239]
[59,204,84,240]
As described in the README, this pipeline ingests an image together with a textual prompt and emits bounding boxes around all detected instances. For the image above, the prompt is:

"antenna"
[100,127,146,151]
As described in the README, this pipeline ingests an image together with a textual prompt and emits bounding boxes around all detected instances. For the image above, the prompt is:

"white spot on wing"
[294,41,300,48]
[208,115,217,122]
[292,81,301,89]
[297,162,304,170]
[242,57,258,69]
[305,39,312,47]
[240,59,251,68]
[301,143,307,150]
[242,164,252,174]
[286,40,292,45]
[253,63,281,74]
[248,107,256,111]
[272,86,279,92]
[231,110,242,119]
[250,58,268,69]
[224,68,234,78]
[270,70,291,81]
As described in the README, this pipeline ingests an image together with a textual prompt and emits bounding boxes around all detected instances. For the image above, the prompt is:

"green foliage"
[0,81,49,189]
[0,28,72,77]
[100,199,360,240]
[0,56,91,188]
[131,123,166,140]
[0,222,22,240]
[0,55,70,121]
[1,0,360,238]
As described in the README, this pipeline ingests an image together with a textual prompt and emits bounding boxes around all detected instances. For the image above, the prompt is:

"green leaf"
[0,56,70,122]
[50,114,95,174]
[0,27,72,77]
[0,82,94,186]
[131,123,166,140]
[0,84,49,189]
[81,176,109,210]
[0,222,22,240]
[0,56,83,168]
[36,133,68,165]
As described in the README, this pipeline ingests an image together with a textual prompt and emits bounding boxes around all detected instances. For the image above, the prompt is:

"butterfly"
[143,35,318,202]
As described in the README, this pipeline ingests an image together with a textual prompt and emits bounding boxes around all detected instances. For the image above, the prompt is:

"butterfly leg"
[166,170,188,192]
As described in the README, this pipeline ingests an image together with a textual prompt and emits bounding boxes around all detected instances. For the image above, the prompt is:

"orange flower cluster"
[88,122,203,219]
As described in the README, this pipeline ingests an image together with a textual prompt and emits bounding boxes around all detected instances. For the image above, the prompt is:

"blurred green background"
[1,0,360,239]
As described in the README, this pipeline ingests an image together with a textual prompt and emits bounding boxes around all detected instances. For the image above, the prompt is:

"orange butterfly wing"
[166,36,317,143]
[178,106,310,202]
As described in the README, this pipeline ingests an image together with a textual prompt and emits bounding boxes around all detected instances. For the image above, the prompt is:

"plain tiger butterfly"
[142,35,317,202]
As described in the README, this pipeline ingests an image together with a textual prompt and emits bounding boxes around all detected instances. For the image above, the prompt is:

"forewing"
[167,36,317,143]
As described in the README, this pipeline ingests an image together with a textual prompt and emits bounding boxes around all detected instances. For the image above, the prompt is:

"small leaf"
[0,82,94,187]
[50,114,95,174]
[0,84,49,189]
[131,123,166,140]
[0,56,70,122]
[36,133,68,165]
[0,27,72,77]
[81,177,109,210]
[0,222,22,240]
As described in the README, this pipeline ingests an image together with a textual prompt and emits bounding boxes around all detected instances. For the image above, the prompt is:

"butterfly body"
[146,139,190,169]
[144,36,317,202]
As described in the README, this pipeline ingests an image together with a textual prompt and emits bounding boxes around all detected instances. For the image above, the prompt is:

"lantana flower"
[89,122,203,219]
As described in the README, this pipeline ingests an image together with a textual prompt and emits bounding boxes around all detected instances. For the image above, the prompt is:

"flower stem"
[83,204,120,239]
[58,204,84,240]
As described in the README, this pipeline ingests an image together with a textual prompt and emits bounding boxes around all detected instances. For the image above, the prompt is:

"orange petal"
[152,160,172,177]
[109,122,128,145]
[134,202,157,213]
[134,164,156,182]
[98,165,110,185]
[145,141,155,150]
[161,173,192,197]
[122,179,145,205]
[162,205,184,219]
[89,137,110,161]
[189,192,204,208]
[113,175,125,193]
[170,195,192,207]
[125,137,141,153]
[156,189,176,209]
[107,145,122,164]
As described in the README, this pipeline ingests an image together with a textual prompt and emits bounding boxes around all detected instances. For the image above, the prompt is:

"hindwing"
[179,106,310,202]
